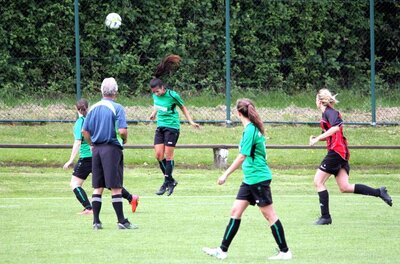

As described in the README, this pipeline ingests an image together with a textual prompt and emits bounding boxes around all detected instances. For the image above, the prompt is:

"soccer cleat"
[117,219,138,230]
[93,222,103,230]
[379,187,392,206]
[268,249,292,260]
[155,183,168,195]
[202,247,227,260]
[314,216,332,225]
[78,208,93,215]
[167,180,178,196]
[130,195,139,213]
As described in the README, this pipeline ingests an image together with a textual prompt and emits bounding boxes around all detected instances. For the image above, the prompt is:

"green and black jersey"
[239,123,272,185]
[152,89,184,130]
[73,116,91,158]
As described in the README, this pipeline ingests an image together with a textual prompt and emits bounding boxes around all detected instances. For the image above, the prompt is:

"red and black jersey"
[320,106,350,160]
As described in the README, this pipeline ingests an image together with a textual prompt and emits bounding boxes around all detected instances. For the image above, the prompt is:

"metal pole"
[74,0,81,101]
[225,0,231,126]
[370,0,376,126]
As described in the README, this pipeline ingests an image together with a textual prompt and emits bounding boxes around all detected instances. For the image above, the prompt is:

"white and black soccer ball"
[105,13,122,29]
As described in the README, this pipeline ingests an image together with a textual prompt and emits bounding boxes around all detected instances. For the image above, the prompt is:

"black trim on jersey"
[250,126,257,161]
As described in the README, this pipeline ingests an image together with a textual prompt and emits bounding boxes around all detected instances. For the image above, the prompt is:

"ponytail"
[236,99,265,135]
[154,54,181,78]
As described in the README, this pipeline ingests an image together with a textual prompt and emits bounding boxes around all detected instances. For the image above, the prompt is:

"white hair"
[101,77,118,96]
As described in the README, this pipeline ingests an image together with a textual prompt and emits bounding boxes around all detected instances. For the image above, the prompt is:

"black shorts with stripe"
[72,157,92,180]
[236,180,273,207]
[319,150,350,176]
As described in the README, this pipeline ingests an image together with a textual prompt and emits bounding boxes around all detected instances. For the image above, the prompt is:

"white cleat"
[202,247,228,260]
[268,249,292,260]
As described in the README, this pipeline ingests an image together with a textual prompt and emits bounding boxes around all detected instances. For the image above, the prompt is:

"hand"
[149,113,156,121]
[217,175,228,185]
[309,135,319,146]
[63,161,72,169]
[190,122,200,129]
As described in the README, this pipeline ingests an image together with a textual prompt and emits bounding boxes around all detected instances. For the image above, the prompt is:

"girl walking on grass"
[310,88,392,225]
[202,98,292,261]
[149,54,200,196]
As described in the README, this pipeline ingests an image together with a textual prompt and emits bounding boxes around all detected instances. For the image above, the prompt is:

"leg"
[121,187,139,213]
[165,146,178,196]
[70,176,92,211]
[336,169,392,206]
[203,200,248,259]
[314,169,332,224]
[92,187,104,229]
[260,205,290,257]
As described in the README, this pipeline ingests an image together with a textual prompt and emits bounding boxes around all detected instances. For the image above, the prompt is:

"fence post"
[213,148,229,169]
[370,0,376,126]
[74,0,81,101]
[225,0,232,127]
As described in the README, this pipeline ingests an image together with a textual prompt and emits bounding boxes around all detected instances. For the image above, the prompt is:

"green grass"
[1,88,400,109]
[0,123,399,168]
[0,166,399,264]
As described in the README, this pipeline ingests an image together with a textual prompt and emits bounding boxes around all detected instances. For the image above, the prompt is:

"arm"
[180,105,200,128]
[149,109,157,121]
[63,140,81,169]
[309,125,340,146]
[119,128,128,144]
[217,154,246,185]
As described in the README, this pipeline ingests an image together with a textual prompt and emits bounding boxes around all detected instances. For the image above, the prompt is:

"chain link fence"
[0,0,399,125]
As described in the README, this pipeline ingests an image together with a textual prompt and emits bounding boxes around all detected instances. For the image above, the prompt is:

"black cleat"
[314,216,332,225]
[93,222,103,230]
[117,219,138,229]
[155,183,167,195]
[379,187,392,206]
[167,180,178,196]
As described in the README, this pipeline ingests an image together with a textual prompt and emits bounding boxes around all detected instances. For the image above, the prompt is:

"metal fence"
[0,0,399,125]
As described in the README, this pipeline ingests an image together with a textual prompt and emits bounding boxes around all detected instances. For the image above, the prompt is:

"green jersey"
[73,116,91,158]
[152,89,184,129]
[239,123,272,184]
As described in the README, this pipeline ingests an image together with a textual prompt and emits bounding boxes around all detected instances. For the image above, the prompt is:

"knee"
[338,185,351,193]
[314,179,323,189]
[230,207,243,218]
[155,153,164,161]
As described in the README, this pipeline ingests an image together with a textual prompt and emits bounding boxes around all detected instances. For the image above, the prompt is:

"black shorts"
[154,127,180,147]
[72,157,92,180]
[319,150,350,176]
[91,144,124,189]
[236,180,273,207]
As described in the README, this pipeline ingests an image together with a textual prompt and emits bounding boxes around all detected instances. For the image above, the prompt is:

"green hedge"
[0,0,399,98]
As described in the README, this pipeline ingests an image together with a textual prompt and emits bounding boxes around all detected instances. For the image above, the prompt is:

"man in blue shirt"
[83,77,137,230]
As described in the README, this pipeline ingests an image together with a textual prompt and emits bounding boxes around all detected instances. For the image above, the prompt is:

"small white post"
[213,148,229,169]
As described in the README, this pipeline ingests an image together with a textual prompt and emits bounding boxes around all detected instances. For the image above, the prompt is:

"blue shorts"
[91,144,124,189]
[236,180,273,207]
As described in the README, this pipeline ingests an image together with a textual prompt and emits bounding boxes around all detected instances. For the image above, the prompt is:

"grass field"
[0,123,399,263]
[0,166,399,264]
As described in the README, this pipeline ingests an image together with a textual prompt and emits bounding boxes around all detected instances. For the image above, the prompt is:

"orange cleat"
[130,195,139,213]
[78,208,93,215]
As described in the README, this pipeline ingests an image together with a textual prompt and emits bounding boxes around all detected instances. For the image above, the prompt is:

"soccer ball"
[105,13,122,29]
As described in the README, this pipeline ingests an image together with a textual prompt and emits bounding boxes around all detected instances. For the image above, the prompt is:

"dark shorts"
[236,180,273,207]
[91,144,124,189]
[154,127,180,147]
[319,150,350,176]
[72,157,92,180]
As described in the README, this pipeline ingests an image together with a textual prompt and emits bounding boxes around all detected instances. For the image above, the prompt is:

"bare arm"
[217,154,246,185]
[119,128,128,144]
[149,109,157,121]
[63,140,81,169]
[309,125,340,146]
[180,105,200,128]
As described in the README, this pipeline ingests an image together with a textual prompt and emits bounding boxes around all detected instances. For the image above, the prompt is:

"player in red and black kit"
[309,89,392,225]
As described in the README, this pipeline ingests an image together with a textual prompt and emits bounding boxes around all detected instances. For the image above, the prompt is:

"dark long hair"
[76,99,89,117]
[150,54,181,88]
[236,98,265,135]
